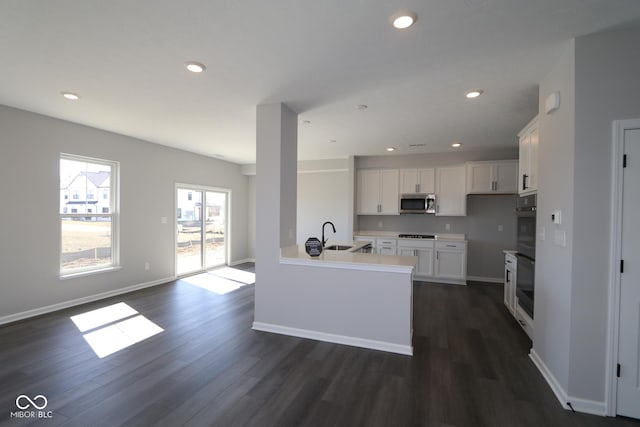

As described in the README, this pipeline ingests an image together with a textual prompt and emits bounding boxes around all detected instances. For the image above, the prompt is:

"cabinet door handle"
[415,183,419,193]
[446,244,456,247]
[522,174,529,190]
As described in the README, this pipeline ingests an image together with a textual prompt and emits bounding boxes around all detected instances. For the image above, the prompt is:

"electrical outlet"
[445,223,451,231]
[378,221,383,228]
[144,262,150,271]
[498,224,503,232]
[160,216,167,224]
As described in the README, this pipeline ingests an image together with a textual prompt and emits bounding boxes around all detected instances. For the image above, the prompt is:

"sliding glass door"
[176,186,228,275]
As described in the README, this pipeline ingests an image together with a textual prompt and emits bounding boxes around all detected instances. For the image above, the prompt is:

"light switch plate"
[554,229,566,247]
[551,210,562,225]
[539,226,546,241]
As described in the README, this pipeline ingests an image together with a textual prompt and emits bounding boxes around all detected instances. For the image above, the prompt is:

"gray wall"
[246,158,355,258]
[0,105,250,319]
[358,194,517,280]
[535,26,640,405]
[535,39,575,395]
[570,27,640,401]
[355,148,519,169]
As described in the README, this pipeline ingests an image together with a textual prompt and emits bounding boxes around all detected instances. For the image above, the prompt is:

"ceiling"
[2,1,640,164]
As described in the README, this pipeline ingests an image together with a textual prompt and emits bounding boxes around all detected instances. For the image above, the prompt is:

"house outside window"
[60,154,119,276]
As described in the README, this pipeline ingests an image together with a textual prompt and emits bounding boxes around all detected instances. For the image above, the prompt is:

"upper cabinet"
[356,169,399,215]
[518,116,539,195]
[465,160,518,194]
[435,166,466,216]
[399,168,435,194]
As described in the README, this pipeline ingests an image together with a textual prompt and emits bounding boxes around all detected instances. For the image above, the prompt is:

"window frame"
[59,153,120,278]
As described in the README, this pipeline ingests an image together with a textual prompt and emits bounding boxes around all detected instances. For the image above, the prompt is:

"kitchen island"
[252,241,417,355]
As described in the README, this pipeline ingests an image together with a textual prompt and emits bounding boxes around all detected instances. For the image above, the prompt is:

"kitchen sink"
[324,245,353,251]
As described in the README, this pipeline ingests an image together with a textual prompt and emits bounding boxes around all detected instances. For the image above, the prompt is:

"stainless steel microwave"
[400,193,436,214]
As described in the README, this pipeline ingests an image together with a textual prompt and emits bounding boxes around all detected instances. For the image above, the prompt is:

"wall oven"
[515,194,536,319]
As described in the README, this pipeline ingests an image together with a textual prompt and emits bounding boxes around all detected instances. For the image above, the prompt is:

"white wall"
[0,105,250,320]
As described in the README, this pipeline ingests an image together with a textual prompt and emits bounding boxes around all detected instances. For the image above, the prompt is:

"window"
[60,154,119,275]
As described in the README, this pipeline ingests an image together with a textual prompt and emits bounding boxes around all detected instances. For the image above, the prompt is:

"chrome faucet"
[322,221,336,247]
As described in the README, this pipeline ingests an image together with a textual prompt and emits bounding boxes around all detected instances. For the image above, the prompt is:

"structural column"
[254,103,297,322]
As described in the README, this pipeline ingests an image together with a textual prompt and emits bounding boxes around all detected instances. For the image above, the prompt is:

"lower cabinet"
[398,243,434,277]
[504,252,517,315]
[434,241,467,281]
[397,239,466,284]
[376,238,397,256]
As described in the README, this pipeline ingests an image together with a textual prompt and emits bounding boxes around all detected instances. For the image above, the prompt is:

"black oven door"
[516,254,535,319]
[516,210,536,259]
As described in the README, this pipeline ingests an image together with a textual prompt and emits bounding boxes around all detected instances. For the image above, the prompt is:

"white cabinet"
[397,240,434,276]
[504,252,517,315]
[465,160,518,194]
[376,238,397,255]
[357,169,400,215]
[434,241,467,281]
[399,168,435,194]
[435,166,466,216]
[518,117,539,195]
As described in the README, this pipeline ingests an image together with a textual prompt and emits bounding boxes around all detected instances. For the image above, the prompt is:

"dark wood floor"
[1,264,639,427]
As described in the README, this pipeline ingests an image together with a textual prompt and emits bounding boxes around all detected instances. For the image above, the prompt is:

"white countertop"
[354,230,466,242]
[280,240,416,273]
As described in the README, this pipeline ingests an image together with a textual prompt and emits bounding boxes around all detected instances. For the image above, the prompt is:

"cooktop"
[398,234,435,239]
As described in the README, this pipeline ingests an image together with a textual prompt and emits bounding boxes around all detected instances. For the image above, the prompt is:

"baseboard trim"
[414,276,466,285]
[529,349,607,416]
[229,258,254,266]
[252,321,413,356]
[466,275,503,284]
[0,276,174,326]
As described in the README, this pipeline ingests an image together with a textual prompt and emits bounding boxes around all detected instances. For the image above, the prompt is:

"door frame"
[174,183,231,277]
[606,118,640,416]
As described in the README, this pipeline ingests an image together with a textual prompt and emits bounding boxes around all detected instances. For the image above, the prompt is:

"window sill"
[59,266,122,281]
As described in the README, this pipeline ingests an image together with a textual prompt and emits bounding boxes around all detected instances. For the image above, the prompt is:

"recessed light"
[61,92,80,100]
[386,147,396,152]
[356,104,368,111]
[391,11,417,29]
[465,90,483,99]
[184,61,206,73]
[452,142,462,148]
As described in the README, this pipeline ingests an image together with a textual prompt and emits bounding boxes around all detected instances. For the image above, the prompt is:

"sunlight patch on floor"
[181,267,255,295]
[211,267,255,285]
[70,302,138,332]
[70,302,163,358]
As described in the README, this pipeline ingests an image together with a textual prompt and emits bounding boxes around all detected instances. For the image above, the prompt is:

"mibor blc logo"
[10,394,53,419]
